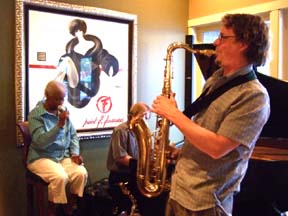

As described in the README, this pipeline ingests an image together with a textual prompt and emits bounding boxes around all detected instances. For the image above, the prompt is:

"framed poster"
[15,0,137,140]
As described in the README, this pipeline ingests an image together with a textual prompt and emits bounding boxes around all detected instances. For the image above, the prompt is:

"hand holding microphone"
[57,105,69,128]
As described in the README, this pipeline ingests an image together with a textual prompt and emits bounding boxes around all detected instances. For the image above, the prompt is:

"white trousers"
[27,157,88,204]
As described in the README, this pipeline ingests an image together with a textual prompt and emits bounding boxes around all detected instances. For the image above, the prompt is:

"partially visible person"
[152,13,270,216]
[106,102,150,215]
[27,80,88,216]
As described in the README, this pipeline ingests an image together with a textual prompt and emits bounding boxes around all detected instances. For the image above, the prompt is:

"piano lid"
[256,72,288,139]
[192,43,288,139]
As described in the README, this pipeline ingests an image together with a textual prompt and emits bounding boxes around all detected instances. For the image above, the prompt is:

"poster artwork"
[27,8,132,132]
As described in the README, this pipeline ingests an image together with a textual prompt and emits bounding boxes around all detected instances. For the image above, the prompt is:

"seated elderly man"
[27,80,88,216]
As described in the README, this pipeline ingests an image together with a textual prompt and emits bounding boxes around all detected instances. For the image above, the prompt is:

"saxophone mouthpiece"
[196,49,216,56]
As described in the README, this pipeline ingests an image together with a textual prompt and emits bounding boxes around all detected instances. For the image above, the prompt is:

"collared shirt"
[27,101,79,163]
[170,65,270,211]
[106,122,138,173]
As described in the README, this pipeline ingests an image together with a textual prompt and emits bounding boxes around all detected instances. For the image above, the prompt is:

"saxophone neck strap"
[183,70,257,118]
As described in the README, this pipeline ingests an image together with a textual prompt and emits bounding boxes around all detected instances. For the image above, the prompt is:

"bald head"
[44,80,66,111]
[45,80,66,98]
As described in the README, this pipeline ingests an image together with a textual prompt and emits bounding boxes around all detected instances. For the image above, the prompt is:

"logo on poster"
[82,95,123,128]
[96,96,112,113]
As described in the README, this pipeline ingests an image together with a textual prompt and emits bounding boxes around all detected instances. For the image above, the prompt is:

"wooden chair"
[16,121,48,216]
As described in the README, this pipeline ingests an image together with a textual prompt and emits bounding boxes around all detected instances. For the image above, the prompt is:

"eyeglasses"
[218,33,236,41]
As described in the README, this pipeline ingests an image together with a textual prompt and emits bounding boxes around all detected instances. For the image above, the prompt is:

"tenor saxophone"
[130,42,215,198]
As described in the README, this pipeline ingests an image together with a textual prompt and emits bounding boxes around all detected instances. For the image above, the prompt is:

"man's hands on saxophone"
[167,144,181,164]
[152,92,178,131]
[151,92,177,118]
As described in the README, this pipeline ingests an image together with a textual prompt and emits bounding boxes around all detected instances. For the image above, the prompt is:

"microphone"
[57,105,69,127]
[57,105,67,113]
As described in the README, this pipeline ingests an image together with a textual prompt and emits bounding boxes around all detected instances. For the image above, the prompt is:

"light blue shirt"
[27,101,79,163]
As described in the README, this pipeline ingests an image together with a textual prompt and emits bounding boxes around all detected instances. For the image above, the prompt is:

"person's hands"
[167,144,180,164]
[151,92,178,119]
[58,110,69,128]
[71,155,84,165]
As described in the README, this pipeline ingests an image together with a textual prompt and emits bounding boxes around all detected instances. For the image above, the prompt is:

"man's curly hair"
[222,14,269,67]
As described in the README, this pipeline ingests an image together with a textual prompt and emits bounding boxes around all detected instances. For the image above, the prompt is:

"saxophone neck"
[166,42,216,58]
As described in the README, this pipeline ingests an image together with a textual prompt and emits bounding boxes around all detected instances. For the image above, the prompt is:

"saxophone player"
[152,13,270,216]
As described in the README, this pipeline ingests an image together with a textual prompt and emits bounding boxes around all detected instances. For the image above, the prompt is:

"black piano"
[233,72,288,216]
[193,45,288,216]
